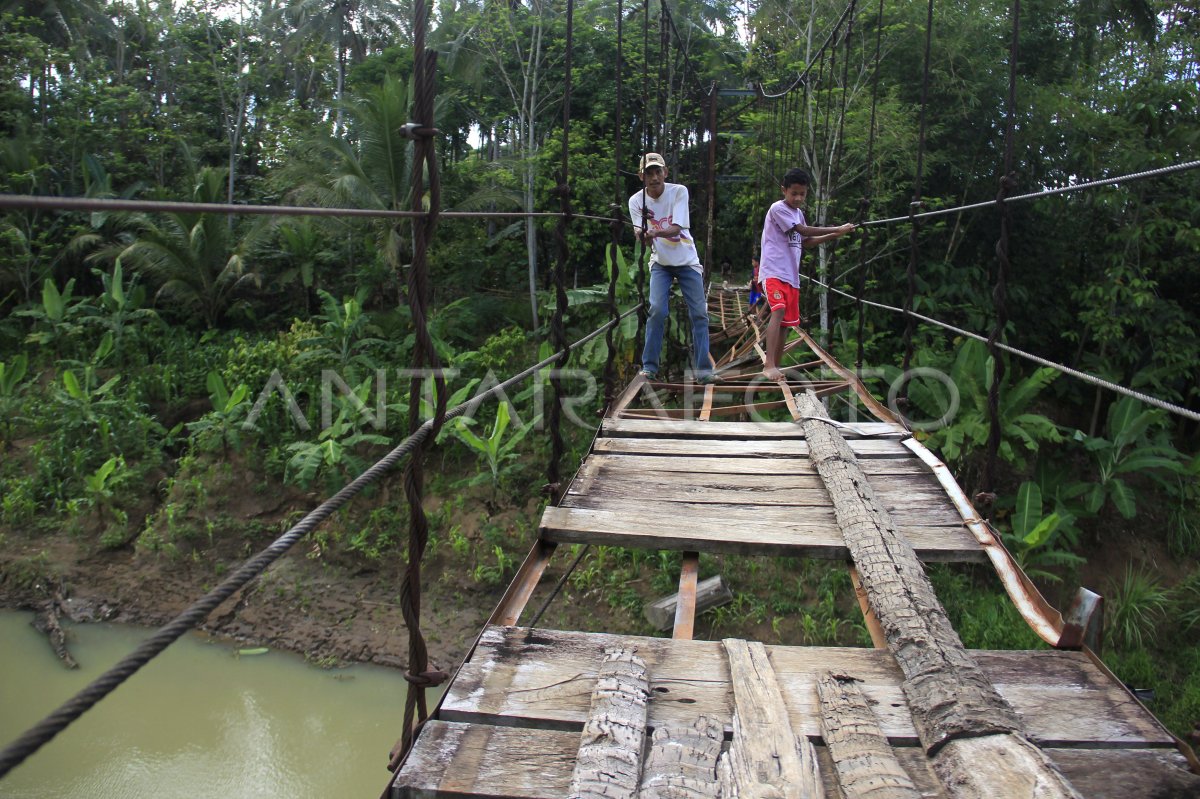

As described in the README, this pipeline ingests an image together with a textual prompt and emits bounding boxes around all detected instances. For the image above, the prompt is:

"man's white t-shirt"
[628,183,702,275]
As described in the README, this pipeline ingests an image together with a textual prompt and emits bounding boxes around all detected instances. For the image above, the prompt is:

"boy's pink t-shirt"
[758,200,805,288]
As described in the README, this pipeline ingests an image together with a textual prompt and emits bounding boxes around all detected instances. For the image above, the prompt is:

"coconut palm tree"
[118,166,270,327]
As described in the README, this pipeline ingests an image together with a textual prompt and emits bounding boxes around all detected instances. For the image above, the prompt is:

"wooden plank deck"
[439,627,1173,748]
[385,291,1200,798]
[395,722,1200,798]
[542,422,983,561]
[392,626,1198,798]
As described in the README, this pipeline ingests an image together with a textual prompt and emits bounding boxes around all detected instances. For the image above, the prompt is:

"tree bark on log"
[568,647,650,799]
[31,589,78,670]
[816,672,920,799]
[639,716,723,798]
[793,391,1081,798]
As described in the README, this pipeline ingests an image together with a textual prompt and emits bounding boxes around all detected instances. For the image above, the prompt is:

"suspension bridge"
[381,286,1200,797]
[1,0,1198,791]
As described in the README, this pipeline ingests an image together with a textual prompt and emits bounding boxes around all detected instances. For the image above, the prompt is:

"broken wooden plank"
[568,648,650,799]
[645,574,733,632]
[817,673,920,799]
[718,638,824,798]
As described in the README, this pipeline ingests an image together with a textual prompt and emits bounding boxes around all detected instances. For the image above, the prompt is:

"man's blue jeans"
[641,264,711,378]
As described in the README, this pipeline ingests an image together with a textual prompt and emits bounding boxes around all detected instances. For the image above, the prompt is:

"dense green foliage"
[1,0,1198,740]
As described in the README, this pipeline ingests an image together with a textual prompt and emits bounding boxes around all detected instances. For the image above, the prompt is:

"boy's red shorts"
[764,278,800,328]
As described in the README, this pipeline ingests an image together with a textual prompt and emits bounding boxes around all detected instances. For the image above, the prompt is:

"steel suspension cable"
[0,193,627,226]
[757,0,858,99]
[0,305,642,781]
[859,160,1200,227]
[396,0,446,760]
[799,272,1200,424]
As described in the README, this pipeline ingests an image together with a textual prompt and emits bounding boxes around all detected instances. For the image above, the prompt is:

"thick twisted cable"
[0,306,640,781]
[862,160,1200,227]
[802,272,1200,424]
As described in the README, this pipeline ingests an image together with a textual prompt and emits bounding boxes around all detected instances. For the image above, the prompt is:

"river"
[0,609,427,798]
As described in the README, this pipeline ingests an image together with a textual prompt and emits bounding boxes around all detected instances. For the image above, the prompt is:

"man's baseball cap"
[638,153,666,172]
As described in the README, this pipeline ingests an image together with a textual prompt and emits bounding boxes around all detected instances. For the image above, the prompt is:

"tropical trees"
[118,166,269,327]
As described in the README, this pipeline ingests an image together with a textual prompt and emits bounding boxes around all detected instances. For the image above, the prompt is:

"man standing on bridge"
[628,152,716,384]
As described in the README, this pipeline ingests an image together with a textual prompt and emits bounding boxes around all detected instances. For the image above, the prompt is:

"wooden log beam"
[718,638,825,798]
[31,594,78,670]
[639,716,723,798]
[568,648,650,799]
[792,391,1082,798]
[792,391,1019,745]
[816,673,920,799]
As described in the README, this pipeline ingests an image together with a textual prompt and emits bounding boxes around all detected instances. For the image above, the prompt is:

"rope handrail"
[0,193,623,227]
[800,273,1200,424]
[861,160,1200,227]
[0,305,641,781]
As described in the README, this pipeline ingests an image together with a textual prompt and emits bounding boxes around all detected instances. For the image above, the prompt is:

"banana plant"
[285,378,390,489]
[1001,480,1086,583]
[17,278,92,358]
[451,401,540,486]
[1076,396,1185,519]
[0,353,29,447]
[187,371,253,457]
[88,260,160,365]
[903,338,1063,471]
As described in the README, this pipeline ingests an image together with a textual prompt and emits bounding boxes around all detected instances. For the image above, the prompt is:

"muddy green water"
[0,609,421,798]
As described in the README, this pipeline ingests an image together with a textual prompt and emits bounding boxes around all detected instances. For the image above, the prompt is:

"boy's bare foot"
[763,366,785,382]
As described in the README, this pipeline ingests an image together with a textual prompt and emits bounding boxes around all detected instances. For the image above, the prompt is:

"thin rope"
[800,272,1200,423]
[525,544,592,629]
[636,0,650,349]
[0,306,641,781]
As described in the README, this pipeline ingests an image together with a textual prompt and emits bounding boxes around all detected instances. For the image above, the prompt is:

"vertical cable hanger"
[824,0,857,340]
[900,0,935,404]
[855,0,886,380]
[604,0,626,408]
[547,0,575,500]
[979,0,1021,514]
